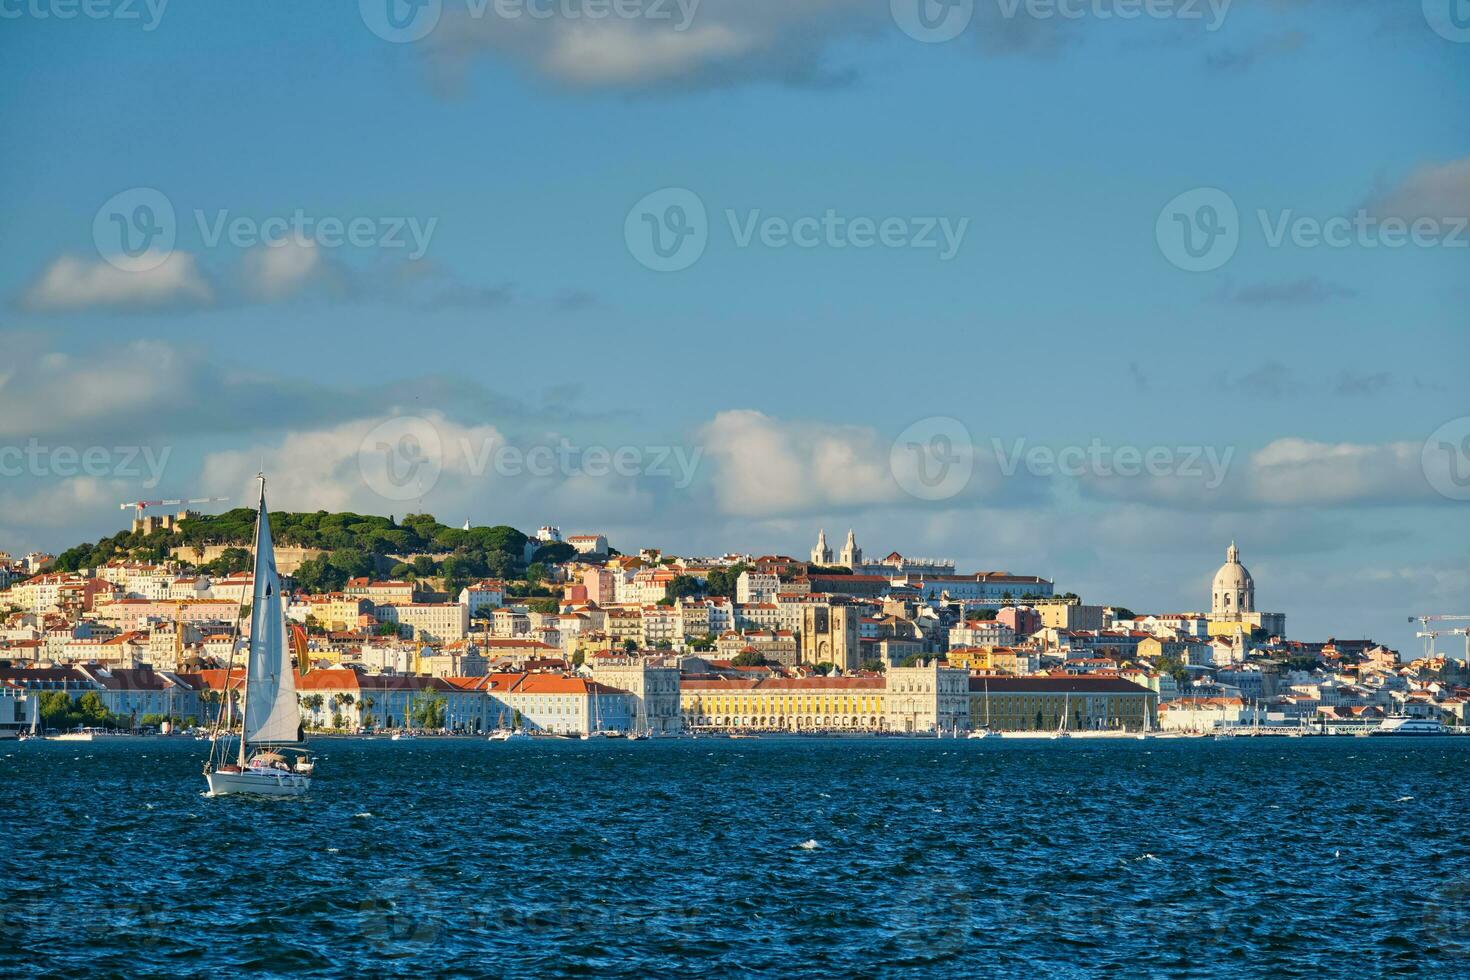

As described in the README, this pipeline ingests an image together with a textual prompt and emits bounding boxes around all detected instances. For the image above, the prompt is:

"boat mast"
[236,474,266,768]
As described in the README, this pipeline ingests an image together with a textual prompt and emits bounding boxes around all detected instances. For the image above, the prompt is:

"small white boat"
[55,728,136,741]
[391,732,419,741]
[203,475,313,799]
[488,729,529,742]
[208,750,313,797]
[967,728,1001,739]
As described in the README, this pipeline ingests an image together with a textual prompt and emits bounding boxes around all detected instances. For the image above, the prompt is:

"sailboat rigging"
[203,474,313,797]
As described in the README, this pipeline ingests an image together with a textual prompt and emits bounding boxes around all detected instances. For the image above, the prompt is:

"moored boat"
[1369,716,1447,737]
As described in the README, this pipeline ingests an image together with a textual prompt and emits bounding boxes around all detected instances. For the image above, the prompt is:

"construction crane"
[120,496,230,518]
[1408,615,1470,660]
[1454,628,1470,663]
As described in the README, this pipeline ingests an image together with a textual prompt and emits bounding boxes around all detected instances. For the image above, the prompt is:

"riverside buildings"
[1,532,1455,736]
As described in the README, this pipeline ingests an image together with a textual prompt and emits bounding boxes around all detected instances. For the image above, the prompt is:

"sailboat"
[581,681,611,738]
[204,475,313,797]
[968,676,1001,738]
[1050,691,1072,740]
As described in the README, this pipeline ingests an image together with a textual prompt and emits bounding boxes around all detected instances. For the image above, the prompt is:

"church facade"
[1206,542,1286,639]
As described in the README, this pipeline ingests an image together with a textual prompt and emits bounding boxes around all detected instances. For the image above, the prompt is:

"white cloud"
[541,21,757,85]
[697,409,905,517]
[241,237,330,301]
[1371,156,1470,220]
[0,476,127,529]
[20,252,213,311]
[1245,438,1427,507]
[198,412,663,528]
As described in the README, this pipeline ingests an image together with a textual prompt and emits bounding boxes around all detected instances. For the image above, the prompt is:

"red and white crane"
[120,496,230,518]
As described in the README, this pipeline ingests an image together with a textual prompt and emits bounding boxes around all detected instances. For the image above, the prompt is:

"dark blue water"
[3,737,1468,977]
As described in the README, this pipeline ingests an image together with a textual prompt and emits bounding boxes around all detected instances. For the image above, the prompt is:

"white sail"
[241,479,299,747]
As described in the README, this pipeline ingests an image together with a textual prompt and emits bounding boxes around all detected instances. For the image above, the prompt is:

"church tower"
[840,529,862,571]
[811,529,832,566]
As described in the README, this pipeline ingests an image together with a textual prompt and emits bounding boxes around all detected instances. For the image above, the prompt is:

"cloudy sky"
[1,0,1466,651]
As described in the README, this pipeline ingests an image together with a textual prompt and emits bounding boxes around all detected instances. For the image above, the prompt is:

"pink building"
[997,605,1042,641]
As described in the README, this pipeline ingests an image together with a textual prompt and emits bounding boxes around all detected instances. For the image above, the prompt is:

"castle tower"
[840,529,862,571]
[811,529,832,566]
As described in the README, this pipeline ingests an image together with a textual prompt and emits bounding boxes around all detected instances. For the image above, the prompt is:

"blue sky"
[1,0,1467,652]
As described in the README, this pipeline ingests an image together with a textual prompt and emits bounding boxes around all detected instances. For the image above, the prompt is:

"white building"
[948,619,1016,650]
[736,570,780,605]
[377,603,470,643]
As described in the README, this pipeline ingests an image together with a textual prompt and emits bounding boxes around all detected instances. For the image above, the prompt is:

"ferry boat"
[1369,716,1447,737]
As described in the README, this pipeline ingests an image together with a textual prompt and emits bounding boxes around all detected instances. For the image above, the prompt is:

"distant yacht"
[203,475,313,797]
[969,677,1001,737]
[1050,691,1072,740]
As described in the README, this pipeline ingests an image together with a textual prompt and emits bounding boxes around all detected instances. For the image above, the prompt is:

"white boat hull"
[206,768,311,797]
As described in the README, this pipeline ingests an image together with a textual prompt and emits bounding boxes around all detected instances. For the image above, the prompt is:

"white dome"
[1213,560,1253,594]
[1211,541,1254,615]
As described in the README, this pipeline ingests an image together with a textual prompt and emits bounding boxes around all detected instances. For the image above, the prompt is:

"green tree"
[205,547,252,575]
[899,654,923,668]
[1155,655,1189,686]
[731,650,765,667]
[664,575,702,603]
[532,541,577,565]
[704,564,748,599]
[860,659,886,673]
[411,693,447,730]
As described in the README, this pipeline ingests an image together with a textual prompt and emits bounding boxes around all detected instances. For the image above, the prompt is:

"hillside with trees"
[51,511,529,596]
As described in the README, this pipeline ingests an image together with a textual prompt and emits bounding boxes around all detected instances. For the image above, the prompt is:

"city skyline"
[2,1,1467,657]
